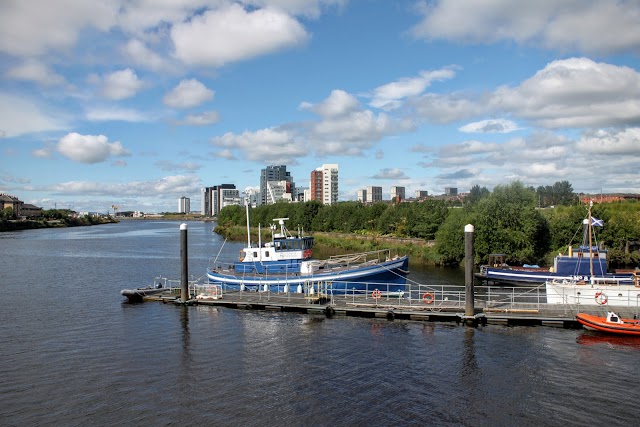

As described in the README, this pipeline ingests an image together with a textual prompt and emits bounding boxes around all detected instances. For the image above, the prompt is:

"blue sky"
[1,0,639,213]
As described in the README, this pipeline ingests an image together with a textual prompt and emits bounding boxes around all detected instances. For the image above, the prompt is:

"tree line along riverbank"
[0,214,117,232]
[215,181,640,269]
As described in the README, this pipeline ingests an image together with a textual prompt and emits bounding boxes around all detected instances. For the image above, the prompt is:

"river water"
[1,220,639,426]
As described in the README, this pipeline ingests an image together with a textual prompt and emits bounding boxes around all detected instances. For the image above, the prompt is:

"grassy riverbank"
[214,225,441,267]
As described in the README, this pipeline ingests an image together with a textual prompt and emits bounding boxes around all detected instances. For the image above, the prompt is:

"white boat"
[545,201,640,306]
[545,275,640,306]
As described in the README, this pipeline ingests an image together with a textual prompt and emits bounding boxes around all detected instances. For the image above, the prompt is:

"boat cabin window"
[265,251,269,257]
[253,251,258,257]
[610,315,619,322]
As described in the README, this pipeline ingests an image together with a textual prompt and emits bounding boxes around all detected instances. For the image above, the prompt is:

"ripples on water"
[1,221,639,426]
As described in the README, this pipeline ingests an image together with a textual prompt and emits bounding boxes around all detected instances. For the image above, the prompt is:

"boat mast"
[589,200,594,278]
[245,201,251,248]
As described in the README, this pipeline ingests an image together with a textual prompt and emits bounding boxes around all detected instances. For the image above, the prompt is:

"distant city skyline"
[2,1,639,212]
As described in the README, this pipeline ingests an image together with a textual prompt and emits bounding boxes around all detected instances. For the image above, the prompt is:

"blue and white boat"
[476,202,636,286]
[207,213,409,295]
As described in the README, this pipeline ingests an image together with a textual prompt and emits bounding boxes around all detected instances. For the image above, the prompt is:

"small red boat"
[576,312,640,336]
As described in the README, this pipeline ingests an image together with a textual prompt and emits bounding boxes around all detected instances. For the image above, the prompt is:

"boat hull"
[207,255,409,294]
[121,287,166,303]
[576,313,640,336]
[477,268,634,286]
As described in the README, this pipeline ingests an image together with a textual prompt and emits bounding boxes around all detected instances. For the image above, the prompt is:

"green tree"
[434,208,470,264]
[471,181,549,264]
[466,185,490,206]
[1,207,14,220]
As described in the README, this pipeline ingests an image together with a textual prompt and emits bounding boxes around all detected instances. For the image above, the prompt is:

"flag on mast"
[591,217,604,227]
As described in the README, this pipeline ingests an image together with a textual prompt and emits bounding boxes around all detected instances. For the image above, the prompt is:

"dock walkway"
[137,287,640,329]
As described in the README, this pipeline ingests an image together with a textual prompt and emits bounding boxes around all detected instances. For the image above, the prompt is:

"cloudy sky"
[1,0,639,213]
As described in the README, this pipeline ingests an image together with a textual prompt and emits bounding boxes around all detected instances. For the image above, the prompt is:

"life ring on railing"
[372,289,382,300]
[422,292,435,304]
[239,250,244,262]
[595,291,608,305]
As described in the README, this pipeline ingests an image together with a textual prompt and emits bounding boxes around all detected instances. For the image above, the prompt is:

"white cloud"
[32,147,54,159]
[300,90,415,156]
[577,128,640,155]
[490,58,640,128]
[409,92,486,124]
[173,111,220,126]
[0,92,69,137]
[90,68,145,100]
[409,58,640,130]
[369,68,456,110]
[154,160,202,171]
[171,3,309,67]
[5,60,66,86]
[211,128,305,164]
[116,0,210,34]
[371,168,409,180]
[0,0,116,56]
[439,140,501,156]
[215,149,237,160]
[459,119,520,133]
[56,132,131,164]
[411,0,640,55]
[49,175,201,200]
[248,0,346,19]
[300,90,359,118]
[85,106,152,122]
[163,79,214,109]
[121,39,171,72]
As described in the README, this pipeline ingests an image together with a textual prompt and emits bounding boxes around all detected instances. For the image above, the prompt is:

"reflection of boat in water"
[476,202,636,287]
[577,331,640,348]
[576,312,640,336]
[207,209,409,294]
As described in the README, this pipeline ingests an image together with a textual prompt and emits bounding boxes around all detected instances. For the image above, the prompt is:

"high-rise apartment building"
[260,165,295,205]
[415,190,429,199]
[390,186,405,202]
[357,189,367,203]
[366,186,382,203]
[445,187,458,196]
[310,163,338,205]
[178,196,190,214]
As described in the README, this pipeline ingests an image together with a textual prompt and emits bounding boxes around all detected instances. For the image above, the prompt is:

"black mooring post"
[180,223,189,302]
[464,224,475,324]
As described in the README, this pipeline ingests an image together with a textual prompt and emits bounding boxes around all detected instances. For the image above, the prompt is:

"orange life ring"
[372,289,382,299]
[595,291,608,305]
[422,292,435,304]
[239,250,245,262]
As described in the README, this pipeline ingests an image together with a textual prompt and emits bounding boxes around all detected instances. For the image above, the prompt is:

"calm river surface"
[1,220,639,426]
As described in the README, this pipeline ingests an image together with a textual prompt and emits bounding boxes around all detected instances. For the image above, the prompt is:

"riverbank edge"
[0,218,118,232]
